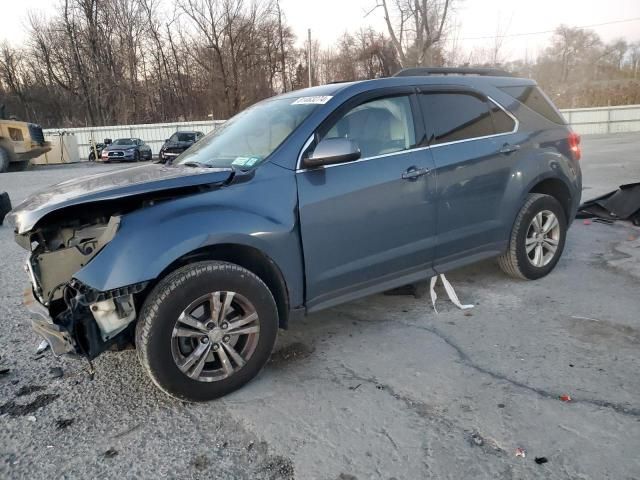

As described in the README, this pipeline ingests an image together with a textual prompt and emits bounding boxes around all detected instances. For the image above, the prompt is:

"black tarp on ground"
[0,192,11,226]
[577,182,640,226]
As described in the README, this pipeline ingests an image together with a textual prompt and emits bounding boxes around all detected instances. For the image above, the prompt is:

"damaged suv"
[8,68,581,401]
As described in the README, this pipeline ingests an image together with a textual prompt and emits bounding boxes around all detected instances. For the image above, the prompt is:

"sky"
[2,0,640,61]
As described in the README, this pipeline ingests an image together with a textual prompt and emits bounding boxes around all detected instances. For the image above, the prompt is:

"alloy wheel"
[170,291,260,382]
[525,210,560,267]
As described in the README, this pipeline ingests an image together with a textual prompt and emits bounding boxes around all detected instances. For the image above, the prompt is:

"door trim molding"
[296,143,432,173]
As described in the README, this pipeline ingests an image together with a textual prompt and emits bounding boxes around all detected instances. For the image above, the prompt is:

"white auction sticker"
[292,96,333,105]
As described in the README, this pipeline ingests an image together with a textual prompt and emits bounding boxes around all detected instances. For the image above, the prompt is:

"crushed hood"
[7,163,234,234]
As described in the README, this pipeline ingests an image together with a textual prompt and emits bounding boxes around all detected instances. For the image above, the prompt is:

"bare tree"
[630,42,640,78]
[275,0,289,91]
[371,0,453,68]
[1,1,639,129]
[548,25,601,83]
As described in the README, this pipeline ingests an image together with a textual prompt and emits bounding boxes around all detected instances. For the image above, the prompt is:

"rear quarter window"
[489,102,516,134]
[499,85,566,125]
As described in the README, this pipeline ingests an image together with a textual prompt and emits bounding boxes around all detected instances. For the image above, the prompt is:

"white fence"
[43,104,640,159]
[44,120,226,157]
[561,104,640,135]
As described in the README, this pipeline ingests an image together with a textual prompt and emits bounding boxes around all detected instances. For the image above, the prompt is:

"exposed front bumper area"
[23,287,76,356]
[23,279,148,360]
[17,213,147,360]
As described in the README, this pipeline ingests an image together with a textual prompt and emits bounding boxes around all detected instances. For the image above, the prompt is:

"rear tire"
[0,148,10,173]
[498,193,567,280]
[135,261,279,402]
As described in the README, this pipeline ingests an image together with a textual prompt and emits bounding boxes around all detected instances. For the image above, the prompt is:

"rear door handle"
[402,166,430,180]
[499,143,520,154]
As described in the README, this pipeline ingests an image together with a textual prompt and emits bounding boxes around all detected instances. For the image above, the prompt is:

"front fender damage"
[17,213,150,360]
[28,216,121,303]
[12,173,235,362]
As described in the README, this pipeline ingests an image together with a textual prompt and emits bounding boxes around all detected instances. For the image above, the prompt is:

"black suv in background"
[158,131,204,163]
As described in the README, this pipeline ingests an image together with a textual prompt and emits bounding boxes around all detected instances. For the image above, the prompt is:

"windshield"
[177,98,319,169]
[113,138,136,145]
[171,132,197,142]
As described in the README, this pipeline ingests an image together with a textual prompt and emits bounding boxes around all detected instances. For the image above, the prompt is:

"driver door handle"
[499,143,520,154]
[402,166,430,180]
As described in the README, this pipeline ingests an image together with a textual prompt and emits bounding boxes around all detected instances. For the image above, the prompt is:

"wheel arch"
[527,177,572,221]
[153,243,291,329]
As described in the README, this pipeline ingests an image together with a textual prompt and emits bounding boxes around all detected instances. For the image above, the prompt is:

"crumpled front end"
[17,214,147,359]
[7,164,235,359]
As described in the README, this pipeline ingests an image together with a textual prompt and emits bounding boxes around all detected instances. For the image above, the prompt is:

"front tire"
[498,193,567,280]
[135,261,279,402]
[133,150,140,162]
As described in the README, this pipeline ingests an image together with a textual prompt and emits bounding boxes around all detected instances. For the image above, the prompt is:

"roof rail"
[393,67,512,77]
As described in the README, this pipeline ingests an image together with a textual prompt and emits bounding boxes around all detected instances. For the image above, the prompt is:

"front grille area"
[165,147,186,154]
[28,123,45,144]
[108,151,125,157]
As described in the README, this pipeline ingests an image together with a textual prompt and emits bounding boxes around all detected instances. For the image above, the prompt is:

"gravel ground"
[1,136,639,479]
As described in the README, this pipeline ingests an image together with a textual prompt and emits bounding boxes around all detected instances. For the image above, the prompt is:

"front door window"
[320,96,416,160]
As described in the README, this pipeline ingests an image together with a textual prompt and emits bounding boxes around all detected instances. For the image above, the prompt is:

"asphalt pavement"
[0,135,639,479]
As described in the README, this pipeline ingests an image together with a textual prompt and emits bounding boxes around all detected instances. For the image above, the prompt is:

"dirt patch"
[269,342,314,366]
[0,393,60,417]
[56,418,75,430]
[258,455,295,480]
[103,448,118,459]
[16,385,46,397]
[564,316,640,348]
[192,454,210,471]
[465,430,505,456]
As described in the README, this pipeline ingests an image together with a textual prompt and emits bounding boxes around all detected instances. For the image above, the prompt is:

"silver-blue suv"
[8,67,582,401]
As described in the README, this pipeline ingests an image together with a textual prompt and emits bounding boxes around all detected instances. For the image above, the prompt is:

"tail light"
[568,132,581,161]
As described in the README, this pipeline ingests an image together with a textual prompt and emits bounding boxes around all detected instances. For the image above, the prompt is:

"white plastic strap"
[429,274,474,313]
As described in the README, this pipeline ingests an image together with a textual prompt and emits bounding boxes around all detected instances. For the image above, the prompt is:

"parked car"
[8,68,581,402]
[88,138,111,161]
[99,138,152,162]
[158,131,204,163]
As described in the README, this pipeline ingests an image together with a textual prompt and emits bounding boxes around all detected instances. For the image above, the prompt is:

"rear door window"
[499,85,566,124]
[420,93,494,144]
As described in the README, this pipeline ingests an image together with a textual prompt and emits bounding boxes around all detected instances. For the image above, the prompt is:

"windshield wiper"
[182,161,213,168]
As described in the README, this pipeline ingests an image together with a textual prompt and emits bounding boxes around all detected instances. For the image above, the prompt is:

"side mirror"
[165,138,170,142]
[302,138,361,169]
[104,138,112,145]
